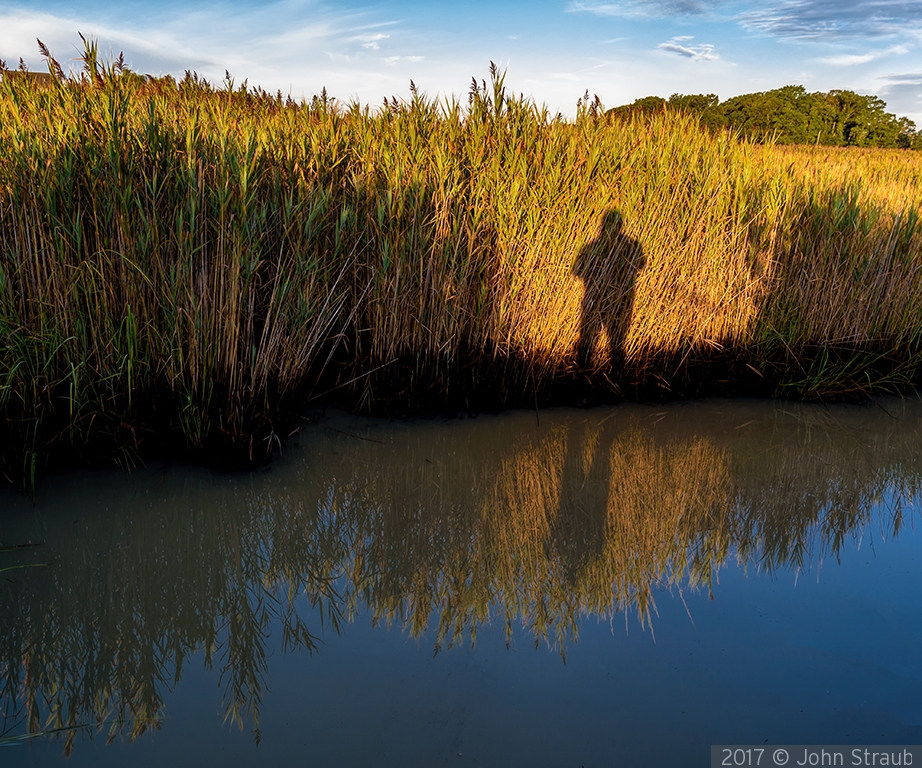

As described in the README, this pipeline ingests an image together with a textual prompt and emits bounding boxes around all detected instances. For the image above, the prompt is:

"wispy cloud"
[566,0,715,19]
[878,71,922,119]
[657,36,719,59]
[566,3,626,18]
[0,3,419,100]
[739,0,922,41]
[882,72,922,84]
[382,55,424,67]
[818,44,908,66]
[566,0,922,48]
[821,52,877,66]
[0,8,219,75]
[353,32,389,51]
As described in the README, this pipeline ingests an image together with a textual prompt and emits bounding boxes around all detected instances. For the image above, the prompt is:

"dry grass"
[2,47,922,480]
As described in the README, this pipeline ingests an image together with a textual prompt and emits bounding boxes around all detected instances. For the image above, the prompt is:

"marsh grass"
[2,45,922,481]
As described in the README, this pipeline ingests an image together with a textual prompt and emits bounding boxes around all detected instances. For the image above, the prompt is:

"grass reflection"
[0,483,348,752]
[2,401,921,750]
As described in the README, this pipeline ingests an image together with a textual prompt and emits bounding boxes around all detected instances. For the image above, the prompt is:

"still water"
[2,399,922,767]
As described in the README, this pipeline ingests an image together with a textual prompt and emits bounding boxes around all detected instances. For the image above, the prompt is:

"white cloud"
[822,52,878,66]
[566,2,626,17]
[0,4,424,103]
[818,44,909,67]
[739,0,922,41]
[0,9,214,75]
[382,55,424,67]
[566,0,715,18]
[878,72,922,122]
[354,32,390,51]
[657,37,719,60]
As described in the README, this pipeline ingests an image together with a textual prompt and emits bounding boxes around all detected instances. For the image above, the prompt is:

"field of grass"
[2,48,922,481]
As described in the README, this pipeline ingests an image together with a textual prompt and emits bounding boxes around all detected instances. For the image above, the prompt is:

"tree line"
[608,86,921,149]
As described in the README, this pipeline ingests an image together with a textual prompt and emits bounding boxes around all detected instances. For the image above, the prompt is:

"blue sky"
[2,0,921,122]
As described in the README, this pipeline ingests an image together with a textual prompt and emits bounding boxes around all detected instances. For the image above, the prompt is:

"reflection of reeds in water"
[0,484,347,752]
[469,425,734,642]
[2,403,922,749]
[601,434,734,626]
[318,405,922,651]
[727,409,920,572]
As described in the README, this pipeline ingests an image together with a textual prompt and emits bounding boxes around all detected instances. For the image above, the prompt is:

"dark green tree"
[605,95,666,120]
[609,85,919,149]
[667,93,723,130]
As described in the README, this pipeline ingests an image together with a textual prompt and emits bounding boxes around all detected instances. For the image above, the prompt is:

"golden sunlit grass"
[2,42,922,480]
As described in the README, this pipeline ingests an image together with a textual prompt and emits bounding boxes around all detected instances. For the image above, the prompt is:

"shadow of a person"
[573,210,645,375]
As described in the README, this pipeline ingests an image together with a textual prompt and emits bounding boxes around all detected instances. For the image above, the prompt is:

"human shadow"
[573,210,645,375]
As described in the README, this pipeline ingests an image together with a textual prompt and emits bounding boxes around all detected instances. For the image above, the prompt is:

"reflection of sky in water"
[2,398,922,766]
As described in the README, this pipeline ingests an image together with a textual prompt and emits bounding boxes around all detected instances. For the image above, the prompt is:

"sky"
[1,0,921,122]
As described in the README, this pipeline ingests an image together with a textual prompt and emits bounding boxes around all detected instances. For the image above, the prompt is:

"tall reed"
[2,45,921,480]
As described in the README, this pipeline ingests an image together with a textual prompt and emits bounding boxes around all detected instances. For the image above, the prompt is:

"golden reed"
[1,48,921,480]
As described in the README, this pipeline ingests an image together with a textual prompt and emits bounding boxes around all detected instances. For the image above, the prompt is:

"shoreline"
[4,349,918,489]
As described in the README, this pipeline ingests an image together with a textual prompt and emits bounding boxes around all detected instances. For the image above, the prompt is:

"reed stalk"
[2,44,921,482]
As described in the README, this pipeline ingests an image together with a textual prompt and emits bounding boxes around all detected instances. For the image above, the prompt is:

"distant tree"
[630,95,667,114]
[667,93,723,129]
[605,95,666,120]
[719,86,831,144]
[667,93,718,112]
[896,117,921,149]
[608,85,919,149]
[818,90,913,147]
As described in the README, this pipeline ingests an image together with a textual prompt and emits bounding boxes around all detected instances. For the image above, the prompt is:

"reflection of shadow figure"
[549,417,613,584]
[573,210,645,374]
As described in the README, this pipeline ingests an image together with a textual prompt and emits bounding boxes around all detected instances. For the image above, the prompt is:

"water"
[2,399,922,766]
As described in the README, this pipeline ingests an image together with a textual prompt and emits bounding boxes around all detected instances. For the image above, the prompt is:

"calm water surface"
[2,399,922,767]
